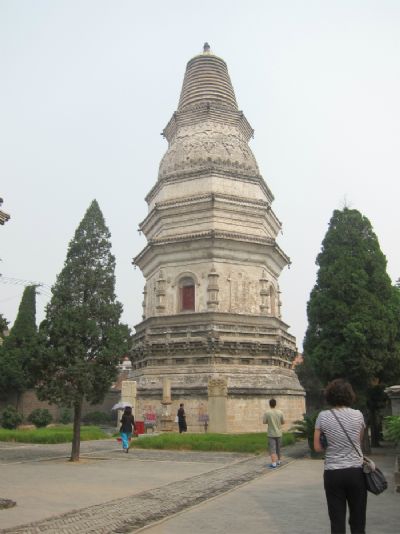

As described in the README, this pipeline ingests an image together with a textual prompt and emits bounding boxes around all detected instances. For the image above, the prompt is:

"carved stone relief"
[208,377,228,397]
[159,122,259,179]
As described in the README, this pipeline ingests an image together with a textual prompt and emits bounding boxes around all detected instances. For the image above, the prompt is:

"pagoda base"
[129,363,305,434]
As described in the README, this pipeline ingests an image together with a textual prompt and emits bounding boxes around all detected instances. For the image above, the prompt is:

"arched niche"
[175,272,199,312]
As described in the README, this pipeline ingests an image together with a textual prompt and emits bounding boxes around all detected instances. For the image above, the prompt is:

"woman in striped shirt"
[314,379,367,534]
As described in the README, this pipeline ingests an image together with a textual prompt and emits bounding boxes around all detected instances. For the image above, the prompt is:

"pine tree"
[34,200,130,461]
[0,286,38,400]
[304,208,400,444]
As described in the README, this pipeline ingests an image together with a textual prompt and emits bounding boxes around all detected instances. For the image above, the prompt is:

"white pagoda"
[131,44,305,432]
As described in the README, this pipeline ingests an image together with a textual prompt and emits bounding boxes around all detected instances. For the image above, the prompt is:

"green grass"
[0,425,109,444]
[129,432,296,454]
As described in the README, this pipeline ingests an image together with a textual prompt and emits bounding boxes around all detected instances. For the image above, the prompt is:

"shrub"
[28,408,53,428]
[290,412,319,452]
[59,408,72,424]
[1,406,23,429]
[383,416,400,445]
[81,411,112,425]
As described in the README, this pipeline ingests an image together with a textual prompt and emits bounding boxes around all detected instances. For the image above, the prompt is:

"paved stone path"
[1,441,307,534]
[0,440,248,465]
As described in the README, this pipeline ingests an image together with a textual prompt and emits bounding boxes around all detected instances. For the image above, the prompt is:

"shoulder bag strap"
[330,409,362,458]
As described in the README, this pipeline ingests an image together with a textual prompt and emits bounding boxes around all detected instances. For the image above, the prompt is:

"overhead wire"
[0,275,52,298]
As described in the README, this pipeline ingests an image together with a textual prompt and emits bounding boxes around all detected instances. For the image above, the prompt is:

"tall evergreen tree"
[34,200,130,461]
[0,286,38,400]
[304,208,400,444]
[0,313,9,337]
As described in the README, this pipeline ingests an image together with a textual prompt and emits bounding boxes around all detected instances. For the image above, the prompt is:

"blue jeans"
[120,432,131,450]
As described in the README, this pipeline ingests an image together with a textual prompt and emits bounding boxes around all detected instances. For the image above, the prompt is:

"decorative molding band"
[131,338,296,365]
[155,192,269,210]
[146,168,274,205]
[139,193,273,232]
[163,103,254,143]
[148,230,274,246]
[133,232,290,267]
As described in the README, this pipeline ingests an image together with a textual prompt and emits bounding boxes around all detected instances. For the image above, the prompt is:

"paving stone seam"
[1,455,275,534]
[1,443,308,534]
[134,459,295,534]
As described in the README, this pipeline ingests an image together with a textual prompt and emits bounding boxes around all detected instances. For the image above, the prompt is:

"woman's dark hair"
[123,406,132,415]
[325,379,356,407]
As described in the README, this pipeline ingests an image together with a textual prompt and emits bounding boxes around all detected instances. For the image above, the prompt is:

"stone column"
[207,265,220,310]
[385,385,400,415]
[208,377,228,433]
[121,380,137,408]
[160,377,173,432]
[156,270,166,314]
[117,380,137,430]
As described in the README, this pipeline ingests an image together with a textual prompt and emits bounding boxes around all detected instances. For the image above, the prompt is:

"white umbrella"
[111,402,133,411]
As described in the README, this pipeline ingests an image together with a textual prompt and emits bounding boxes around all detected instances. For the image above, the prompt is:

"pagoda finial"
[203,42,211,53]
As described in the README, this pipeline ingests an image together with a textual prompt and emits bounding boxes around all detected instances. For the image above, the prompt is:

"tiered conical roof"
[178,43,238,111]
[158,44,258,181]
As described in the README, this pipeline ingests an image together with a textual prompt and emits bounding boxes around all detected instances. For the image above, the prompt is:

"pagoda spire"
[177,43,238,111]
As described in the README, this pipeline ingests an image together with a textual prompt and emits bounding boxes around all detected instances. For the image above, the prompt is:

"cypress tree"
[34,200,130,460]
[0,286,37,400]
[0,313,9,337]
[304,208,400,444]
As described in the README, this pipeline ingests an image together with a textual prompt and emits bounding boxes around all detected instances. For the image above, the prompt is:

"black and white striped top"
[315,408,365,470]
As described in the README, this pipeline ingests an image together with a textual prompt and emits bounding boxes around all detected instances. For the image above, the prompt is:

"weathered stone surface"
[131,44,305,431]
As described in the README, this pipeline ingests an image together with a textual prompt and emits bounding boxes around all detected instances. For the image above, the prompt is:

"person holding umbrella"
[120,406,135,453]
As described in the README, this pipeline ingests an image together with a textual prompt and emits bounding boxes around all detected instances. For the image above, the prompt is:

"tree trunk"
[370,410,382,447]
[362,426,371,454]
[70,400,82,462]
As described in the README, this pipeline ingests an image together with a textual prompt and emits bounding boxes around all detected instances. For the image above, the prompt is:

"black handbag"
[362,456,388,495]
[330,409,388,495]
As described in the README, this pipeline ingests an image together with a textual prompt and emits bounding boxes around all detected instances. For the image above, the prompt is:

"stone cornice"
[156,192,269,210]
[133,385,305,398]
[139,192,274,232]
[149,230,275,245]
[133,310,293,336]
[132,312,296,367]
[163,103,254,143]
[146,168,274,205]
[132,339,296,365]
[136,229,284,249]
[133,231,290,272]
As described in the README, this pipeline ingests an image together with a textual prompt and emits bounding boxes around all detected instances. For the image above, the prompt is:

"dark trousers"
[178,421,187,433]
[324,467,367,534]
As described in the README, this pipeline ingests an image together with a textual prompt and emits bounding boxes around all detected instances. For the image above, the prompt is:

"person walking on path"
[263,398,285,468]
[177,403,187,433]
[120,406,136,453]
[314,378,367,534]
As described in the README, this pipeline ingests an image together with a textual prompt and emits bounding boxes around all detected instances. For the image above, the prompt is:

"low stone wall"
[0,389,120,423]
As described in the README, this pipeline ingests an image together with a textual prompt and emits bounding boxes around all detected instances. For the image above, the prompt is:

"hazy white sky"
[1,1,399,350]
